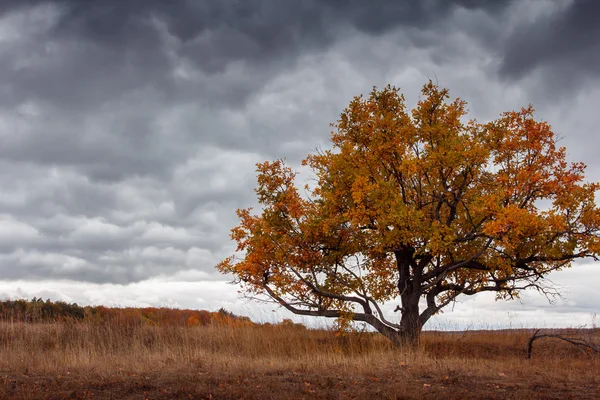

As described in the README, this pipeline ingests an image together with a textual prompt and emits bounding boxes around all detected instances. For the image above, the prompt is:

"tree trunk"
[363,304,422,348]
[370,317,421,348]
[359,311,421,348]
[393,247,422,348]
[399,303,421,347]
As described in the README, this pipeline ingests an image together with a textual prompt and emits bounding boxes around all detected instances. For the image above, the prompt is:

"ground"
[3,367,599,399]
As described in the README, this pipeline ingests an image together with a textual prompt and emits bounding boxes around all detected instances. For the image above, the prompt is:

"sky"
[0,0,598,330]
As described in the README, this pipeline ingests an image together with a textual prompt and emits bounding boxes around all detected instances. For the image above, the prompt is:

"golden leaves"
[218,80,600,318]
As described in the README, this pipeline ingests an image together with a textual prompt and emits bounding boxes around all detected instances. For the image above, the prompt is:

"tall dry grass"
[0,321,395,374]
[0,321,598,379]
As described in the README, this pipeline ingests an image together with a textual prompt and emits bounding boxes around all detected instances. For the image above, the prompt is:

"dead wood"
[527,329,600,359]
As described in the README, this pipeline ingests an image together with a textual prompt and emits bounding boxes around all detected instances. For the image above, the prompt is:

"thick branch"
[263,284,401,343]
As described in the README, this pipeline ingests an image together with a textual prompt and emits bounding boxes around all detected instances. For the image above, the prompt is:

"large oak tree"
[218,82,600,346]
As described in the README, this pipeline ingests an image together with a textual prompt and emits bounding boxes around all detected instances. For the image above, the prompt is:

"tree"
[217,82,600,346]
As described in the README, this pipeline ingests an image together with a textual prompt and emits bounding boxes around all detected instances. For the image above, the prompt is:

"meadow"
[0,312,598,399]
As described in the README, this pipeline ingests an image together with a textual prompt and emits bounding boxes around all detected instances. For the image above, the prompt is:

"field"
[0,319,599,399]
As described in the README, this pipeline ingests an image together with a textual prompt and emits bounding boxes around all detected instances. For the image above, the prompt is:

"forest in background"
[0,297,256,327]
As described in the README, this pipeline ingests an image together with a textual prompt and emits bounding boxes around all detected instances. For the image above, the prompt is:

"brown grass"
[0,321,599,399]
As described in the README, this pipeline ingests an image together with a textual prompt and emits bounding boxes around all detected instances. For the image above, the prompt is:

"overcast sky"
[0,0,598,329]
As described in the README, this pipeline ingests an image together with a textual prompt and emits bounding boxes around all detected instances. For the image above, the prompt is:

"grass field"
[0,321,598,399]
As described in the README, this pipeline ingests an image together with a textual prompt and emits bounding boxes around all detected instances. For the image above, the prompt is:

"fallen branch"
[527,329,600,359]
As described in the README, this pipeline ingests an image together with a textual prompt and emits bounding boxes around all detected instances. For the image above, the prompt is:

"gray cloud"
[500,0,600,90]
[0,0,515,110]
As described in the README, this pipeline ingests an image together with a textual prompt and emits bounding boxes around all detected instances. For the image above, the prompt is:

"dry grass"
[0,321,599,399]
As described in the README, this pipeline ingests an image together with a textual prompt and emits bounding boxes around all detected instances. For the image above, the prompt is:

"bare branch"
[528,329,600,359]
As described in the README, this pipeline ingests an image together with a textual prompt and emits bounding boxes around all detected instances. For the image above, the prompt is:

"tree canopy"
[218,82,600,345]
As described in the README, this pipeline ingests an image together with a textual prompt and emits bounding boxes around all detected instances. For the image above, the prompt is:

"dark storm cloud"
[0,0,516,182]
[4,0,510,90]
[2,0,514,51]
[500,0,600,87]
[0,0,516,109]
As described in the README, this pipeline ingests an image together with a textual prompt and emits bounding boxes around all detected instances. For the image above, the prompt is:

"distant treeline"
[0,298,254,327]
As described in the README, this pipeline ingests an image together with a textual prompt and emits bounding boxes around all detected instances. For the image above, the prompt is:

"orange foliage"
[218,81,600,345]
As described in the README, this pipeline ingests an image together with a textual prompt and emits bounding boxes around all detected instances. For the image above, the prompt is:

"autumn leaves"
[219,81,600,344]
